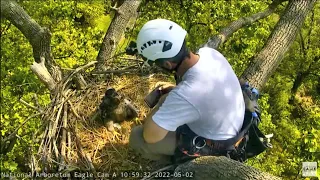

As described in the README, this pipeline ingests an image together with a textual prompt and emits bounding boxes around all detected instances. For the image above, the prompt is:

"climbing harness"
[172,82,273,164]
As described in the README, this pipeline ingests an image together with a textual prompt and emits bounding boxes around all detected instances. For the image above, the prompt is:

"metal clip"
[192,136,206,149]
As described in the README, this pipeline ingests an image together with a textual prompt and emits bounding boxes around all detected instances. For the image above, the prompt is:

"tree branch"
[203,0,285,49]
[241,0,317,89]
[1,0,61,91]
[95,0,141,71]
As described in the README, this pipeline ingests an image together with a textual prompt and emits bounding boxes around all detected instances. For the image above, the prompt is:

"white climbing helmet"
[136,19,187,62]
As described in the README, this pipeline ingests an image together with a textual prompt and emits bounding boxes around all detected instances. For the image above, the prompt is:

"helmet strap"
[173,58,184,84]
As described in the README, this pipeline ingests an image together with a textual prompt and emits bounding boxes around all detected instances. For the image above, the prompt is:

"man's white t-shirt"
[152,47,245,140]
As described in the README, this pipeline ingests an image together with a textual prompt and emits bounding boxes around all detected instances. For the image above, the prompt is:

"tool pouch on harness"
[172,81,271,163]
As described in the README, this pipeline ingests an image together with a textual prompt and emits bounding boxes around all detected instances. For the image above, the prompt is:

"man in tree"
[129,19,245,163]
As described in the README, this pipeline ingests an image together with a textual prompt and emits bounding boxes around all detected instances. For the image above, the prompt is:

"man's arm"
[143,94,169,144]
[143,116,169,144]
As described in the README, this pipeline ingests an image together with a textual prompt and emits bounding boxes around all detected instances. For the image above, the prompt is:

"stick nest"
[35,73,173,175]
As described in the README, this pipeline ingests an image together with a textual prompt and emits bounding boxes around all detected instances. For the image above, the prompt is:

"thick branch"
[203,0,285,49]
[241,0,317,89]
[174,156,281,180]
[1,0,54,66]
[1,0,61,91]
[95,0,141,71]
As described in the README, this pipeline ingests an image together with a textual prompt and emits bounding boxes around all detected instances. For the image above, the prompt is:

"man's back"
[153,47,245,140]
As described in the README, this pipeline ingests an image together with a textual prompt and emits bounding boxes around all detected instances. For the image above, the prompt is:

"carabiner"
[192,136,207,149]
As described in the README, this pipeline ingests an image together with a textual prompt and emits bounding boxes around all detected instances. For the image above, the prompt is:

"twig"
[67,131,71,160]
[93,143,100,162]
[47,157,80,170]
[74,88,91,109]
[62,61,97,90]
[118,57,144,62]
[85,153,96,173]
[61,67,75,71]
[38,126,48,154]
[71,125,92,170]
[19,98,41,112]
[32,94,41,109]
[49,100,64,139]
[107,136,123,158]
[2,113,41,143]
[91,68,138,75]
[52,139,60,161]
[141,164,176,180]
[67,100,81,119]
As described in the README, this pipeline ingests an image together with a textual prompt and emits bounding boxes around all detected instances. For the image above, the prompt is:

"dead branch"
[203,0,286,49]
[30,57,57,91]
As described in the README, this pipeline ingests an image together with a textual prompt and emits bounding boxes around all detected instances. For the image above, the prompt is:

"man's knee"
[129,125,144,150]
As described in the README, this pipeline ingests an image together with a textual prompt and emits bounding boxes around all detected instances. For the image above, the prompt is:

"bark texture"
[241,0,317,89]
[173,156,281,180]
[203,0,285,49]
[0,0,61,91]
[95,0,141,71]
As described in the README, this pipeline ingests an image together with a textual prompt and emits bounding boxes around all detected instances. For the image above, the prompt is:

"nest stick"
[67,131,71,160]
[48,142,52,164]
[85,153,96,173]
[91,68,138,75]
[38,124,49,154]
[107,137,123,158]
[59,103,68,170]
[52,138,59,161]
[93,143,100,162]
[67,100,81,119]
[72,126,91,170]
[49,98,64,141]
[62,61,98,90]
[74,88,91,109]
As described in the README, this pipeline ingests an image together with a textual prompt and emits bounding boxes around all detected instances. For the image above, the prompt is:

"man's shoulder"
[197,47,220,54]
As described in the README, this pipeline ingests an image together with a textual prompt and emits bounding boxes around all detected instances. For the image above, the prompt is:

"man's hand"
[155,82,175,95]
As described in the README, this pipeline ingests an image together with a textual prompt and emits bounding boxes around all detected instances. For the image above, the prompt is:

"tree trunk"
[95,0,141,71]
[173,156,281,180]
[241,0,317,90]
[1,0,60,91]
[203,0,285,49]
